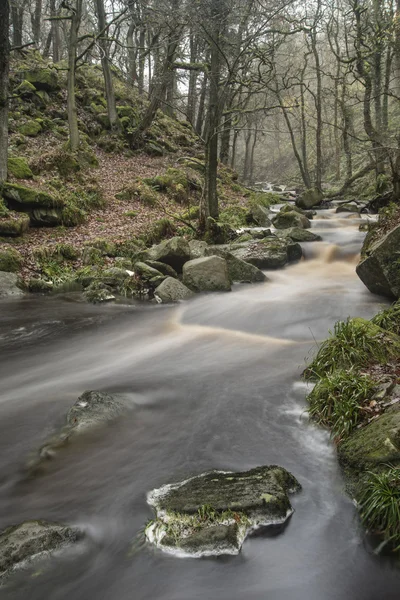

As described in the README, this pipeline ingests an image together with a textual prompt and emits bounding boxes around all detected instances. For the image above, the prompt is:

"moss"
[248,191,281,210]
[54,243,80,261]
[145,168,200,204]
[0,212,30,237]
[124,210,138,218]
[15,79,37,97]
[23,68,59,92]
[0,247,23,272]
[116,180,158,206]
[3,183,62,208]
[7,157,33,179]
[141,218,177,246]
[0,199,10,218]
[219,205,249,228]
[18,120,42,137]
[28,278,53,293]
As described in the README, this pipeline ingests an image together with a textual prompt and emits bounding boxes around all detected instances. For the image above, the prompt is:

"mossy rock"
[88,238,117,256]
[7,157,33,179]
[0,212,30,237]
[338,403,400,472]
[28,278,54,293]
[144,142,164,156]
[0,248,23,272]
[15,79,37,97]
[3,183,63,209]
[23,68,59,92]
[18,120,42,137]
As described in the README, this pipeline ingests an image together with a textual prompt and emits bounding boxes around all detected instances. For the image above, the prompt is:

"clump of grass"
[141,217,176,246]
[358,466,400,550]
[371,301,400,336]
[304,318,394,380]
[308,370,376,440]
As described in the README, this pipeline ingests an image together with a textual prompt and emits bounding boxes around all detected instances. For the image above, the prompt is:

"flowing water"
[1,209,400,599]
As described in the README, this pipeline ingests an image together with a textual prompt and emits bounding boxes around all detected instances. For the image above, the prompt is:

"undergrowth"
[371,301,400,336]
[308,370,376,440]
[304,318,394,380]
[358,466,400,551]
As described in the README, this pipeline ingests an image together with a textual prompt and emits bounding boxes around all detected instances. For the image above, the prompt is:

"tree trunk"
[134,32,181,143]
[201,3,223,229]
[138,26,146,95]
[0,0,10,183]
[31,0,42,46]
[95,0,119,130]
[67,0,82,153]
[187,33,198,123]
[311,27,323,190]
[243,131,252,182]
[196,66,208,137]
[11,2,23,48]
[249,130,257,183]
[50,0,60,61]
[230,128,239,169]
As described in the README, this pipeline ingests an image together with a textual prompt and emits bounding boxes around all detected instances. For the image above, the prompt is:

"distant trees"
[2,0,400,203]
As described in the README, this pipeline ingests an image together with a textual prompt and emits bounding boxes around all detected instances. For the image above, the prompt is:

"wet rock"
[27,391,132,471]
[28,278,53,293]
[154,277,194,303]
[84,282,115,304]
[0,520,82,582]
[183,256,231,292]
[204,247,267,283]
[272,211,311,230]
[250,204,272,227]
[188,239,208,259]
[279,204,314,219]
[0,272,24,299]
[277,228,322,242]
[296,188,323,209]
[145,465,301,557]
[356,224,400,299]
[229,238,300,270]
[146,237,191,272]
[145,260,178,278]
[336,203,360,214]
[236,228,275,242]
[338,403,400,471]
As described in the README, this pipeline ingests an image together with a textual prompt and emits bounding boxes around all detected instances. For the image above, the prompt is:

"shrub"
[308,370,375,439]
[304,318,397,380]
[371,301,400,336]
[358,466,400,550]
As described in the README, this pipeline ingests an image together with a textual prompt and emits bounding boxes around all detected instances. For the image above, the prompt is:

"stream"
[1,208,400,599]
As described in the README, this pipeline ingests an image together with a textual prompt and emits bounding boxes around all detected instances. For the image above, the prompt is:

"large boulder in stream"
[183,256,231,292]
[277,227,322,243]
[296,188,323,210]
[230,239,302,270]
[356,224,400,299]
[154,277,194,303]
[146,237,191,272]
[145,465,301,557]
[0,520,82,582]
[272,211,311,230]
[26,391,133,473]
[250,204,271,227]
[0,272,24,299]
[204,247,267,283]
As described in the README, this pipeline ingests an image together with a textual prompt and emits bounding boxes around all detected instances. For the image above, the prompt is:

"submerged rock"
[145,465,301,557]
[154,277,194,303]
[26,391,132,472]
[0,520,82,582]
[356,224,400,299]
[183,256,231,292]
[335,202,360,214]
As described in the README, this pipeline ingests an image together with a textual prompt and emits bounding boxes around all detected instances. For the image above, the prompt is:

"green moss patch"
[18,120,42,137]
[7,157,33,179]
[0,248,23,272]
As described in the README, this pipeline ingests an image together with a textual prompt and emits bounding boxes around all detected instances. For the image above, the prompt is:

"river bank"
[1,206,400,598]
